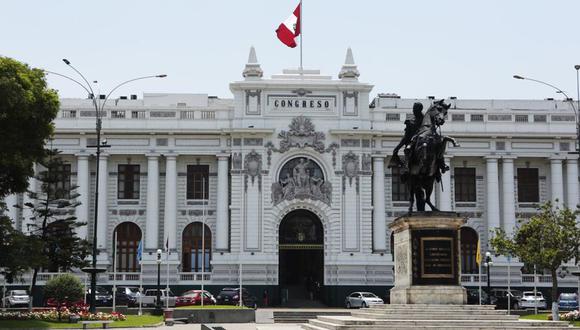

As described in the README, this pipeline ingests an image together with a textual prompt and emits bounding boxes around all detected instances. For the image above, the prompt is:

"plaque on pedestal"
[389,211,467,305]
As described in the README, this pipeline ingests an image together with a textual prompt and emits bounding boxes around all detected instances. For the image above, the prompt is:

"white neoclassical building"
[5,47,580,306]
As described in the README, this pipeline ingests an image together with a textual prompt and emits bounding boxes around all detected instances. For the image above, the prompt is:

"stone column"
[438,156,453,211]
[163,154,177,251]
[372,155,387,252]
[485,157,501,234]
[146,154,160,250]
[75,154,90,240]
[22,164,36,234]
[566,158,579,209]
[96,154,109,251]
[5,194,18,227]
[501,157,516,235]
[216,154,230,251]
[550,158,564,205]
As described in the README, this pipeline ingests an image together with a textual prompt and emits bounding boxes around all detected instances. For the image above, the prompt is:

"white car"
[140,289,176,307]
[3,290,30,308]
[345,292,384,308]
[519,291,547,309]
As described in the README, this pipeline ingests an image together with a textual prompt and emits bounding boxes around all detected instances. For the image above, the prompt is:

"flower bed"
[0,308,126,322]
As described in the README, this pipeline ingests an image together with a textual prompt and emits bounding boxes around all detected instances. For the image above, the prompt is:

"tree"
[0,212,43,283]
[23,149,90,310]
[490,200,580,321]
[44,274,84,320]
[0,56,59,199]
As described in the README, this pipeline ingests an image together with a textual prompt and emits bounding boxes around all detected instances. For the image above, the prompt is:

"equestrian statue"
[388,99,459,213]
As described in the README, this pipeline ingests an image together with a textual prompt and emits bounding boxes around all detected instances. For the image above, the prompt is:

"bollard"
[164,308,174,326]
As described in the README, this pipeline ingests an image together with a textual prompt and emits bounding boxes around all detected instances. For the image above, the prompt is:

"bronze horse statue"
[389,99,459,213]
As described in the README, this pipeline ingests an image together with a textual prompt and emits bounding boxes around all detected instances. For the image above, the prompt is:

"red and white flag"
[276,3,301,48]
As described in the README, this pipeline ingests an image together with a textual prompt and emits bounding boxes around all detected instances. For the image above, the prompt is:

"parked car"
[558,293,579,311]
[490,288,522,309]
[519,291,547,309]
[345,292,384,309]
[115,286,141,306]
[466,288,496,305]
[86,286,113,306]
[3,290,30,308]
[176,290,216,306]
[216,288,257,308]
[141,289,176,307]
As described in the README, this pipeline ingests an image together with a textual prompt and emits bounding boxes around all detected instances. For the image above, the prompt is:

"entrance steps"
[301,305,570,330]
[274,310,350,323]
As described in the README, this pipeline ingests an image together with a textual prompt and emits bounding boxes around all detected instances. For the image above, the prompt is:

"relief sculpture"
[271,157,332,205]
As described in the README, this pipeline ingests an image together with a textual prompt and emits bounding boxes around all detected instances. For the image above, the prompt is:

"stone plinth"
[388,211,467,305]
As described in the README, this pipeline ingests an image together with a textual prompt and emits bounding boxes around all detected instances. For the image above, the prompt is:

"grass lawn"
[0,314,163,329]
[175,305,250,310]
[520,313,580,327]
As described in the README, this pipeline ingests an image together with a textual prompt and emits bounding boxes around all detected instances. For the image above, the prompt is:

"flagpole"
[138,241,143,316]
[299,0,303,75]
[201,177,206,308]
[166,239,169,309]
[112,230,117,312]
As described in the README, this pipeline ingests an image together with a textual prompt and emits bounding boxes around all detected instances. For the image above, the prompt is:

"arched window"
[460,227,478,274]
[114,222,142,272]
[182,223,212,272]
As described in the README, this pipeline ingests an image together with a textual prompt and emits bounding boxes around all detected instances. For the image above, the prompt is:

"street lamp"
[484,251,493,304]
[46,61,166,314]
[513,73,579,153]
[155,249,162,315]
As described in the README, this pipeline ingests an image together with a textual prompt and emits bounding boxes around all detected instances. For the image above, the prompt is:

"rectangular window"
[454,168,476,202]
[187,165,209,200]
[517,168,539,203]
[51,164,71,199]
[118,165,140,200]
[391,167,408,202]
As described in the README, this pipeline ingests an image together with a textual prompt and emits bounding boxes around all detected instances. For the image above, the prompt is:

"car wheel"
[361,302,367,308]
[346,301,351,309]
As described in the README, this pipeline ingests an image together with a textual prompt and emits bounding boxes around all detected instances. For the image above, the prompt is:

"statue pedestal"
[389,212,467,305]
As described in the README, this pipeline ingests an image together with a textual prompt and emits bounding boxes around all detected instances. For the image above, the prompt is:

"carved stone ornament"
[244,150,262,192]
[362,154,372,172]
[342,152,359,182]
[271,157,332,206]
[275,116,327,153]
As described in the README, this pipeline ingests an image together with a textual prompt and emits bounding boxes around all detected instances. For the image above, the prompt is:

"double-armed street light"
[47,60,166,313]
[513,66,580,153]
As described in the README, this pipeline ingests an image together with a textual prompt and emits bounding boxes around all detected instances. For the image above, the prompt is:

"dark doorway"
[279,209,324,307]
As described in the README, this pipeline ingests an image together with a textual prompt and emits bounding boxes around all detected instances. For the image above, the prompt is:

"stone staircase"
[274,310,350,323]
[301,304,571,329]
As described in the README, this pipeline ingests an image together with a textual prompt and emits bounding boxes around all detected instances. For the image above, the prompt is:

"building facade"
[5,48,580,306]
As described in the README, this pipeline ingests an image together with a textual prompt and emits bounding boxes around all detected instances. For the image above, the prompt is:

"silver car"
[3,290,30,308]
[519,291,547,309]
[345,292,384,308]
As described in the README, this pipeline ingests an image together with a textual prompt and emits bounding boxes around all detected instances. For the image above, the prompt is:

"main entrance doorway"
[279,209,324,307]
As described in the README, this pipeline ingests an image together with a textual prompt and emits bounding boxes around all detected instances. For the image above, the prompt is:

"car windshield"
[560,293,577,300]
[362,293,377,298]
[12,290,27,295]
[523,292,542,297]
[509,290,522,297]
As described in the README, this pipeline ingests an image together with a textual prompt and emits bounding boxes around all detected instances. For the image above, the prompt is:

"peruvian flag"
[276,3,301,48]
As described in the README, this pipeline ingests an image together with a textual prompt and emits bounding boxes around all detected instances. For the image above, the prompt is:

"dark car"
[114,286,140,306]
[466,288,496,305]
[490,289,522,310]
[558,293,579,311]
[216,288,257,308]
[86,286,113,306]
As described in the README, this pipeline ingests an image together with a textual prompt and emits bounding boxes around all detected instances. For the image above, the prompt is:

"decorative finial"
[243,46,263,79]
[339,47,360,80]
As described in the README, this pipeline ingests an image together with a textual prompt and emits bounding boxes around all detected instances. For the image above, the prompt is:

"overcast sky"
[2,0,580,101]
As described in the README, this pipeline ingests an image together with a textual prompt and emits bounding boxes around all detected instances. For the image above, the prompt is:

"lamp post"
[513,73,579,153]
[484,251,493,304]
[155,249,162,315]
[47,61,166,314]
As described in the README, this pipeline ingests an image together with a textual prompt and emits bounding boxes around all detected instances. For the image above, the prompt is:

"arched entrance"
[114,222,142,272]
[460,227,478,274]
[182,222,212,272]
[279,209,324,306]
